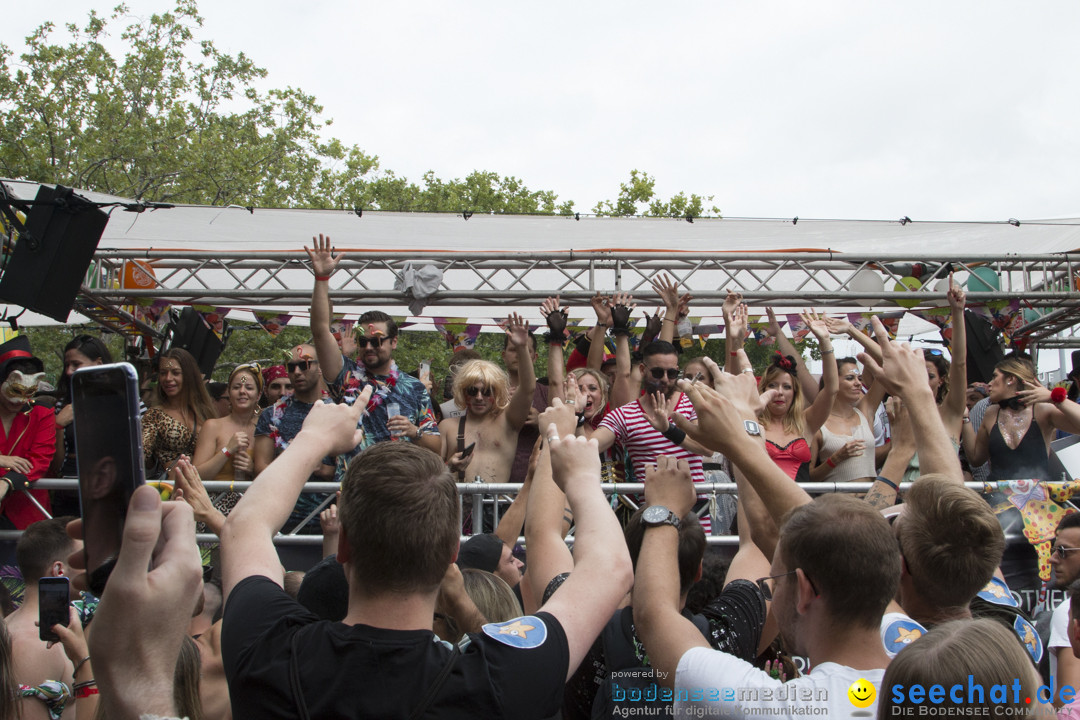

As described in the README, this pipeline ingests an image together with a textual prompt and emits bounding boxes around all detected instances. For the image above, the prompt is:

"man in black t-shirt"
[219,389,633,719]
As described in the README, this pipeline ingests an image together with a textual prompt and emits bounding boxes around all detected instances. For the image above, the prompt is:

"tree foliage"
[592,169,721,219]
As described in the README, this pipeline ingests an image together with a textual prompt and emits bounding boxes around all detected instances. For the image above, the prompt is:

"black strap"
[409,644,461,720]
[455,416,467,480]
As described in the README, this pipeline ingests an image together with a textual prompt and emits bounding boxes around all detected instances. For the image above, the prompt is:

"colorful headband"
[262,365,288,384]
[771,353,797,373]
[230,362,264,393]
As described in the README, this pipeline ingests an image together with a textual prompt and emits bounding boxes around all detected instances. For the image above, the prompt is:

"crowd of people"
[2,242,1080,718]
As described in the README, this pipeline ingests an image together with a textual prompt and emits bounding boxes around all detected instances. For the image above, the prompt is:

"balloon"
[849,269,884,308]
[892,276,923,309]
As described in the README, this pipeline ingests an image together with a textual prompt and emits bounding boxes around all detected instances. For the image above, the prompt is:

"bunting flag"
[908,307,954,342]
[847,313,874,335]
[391,315,415,331]
[785,314,811,341]
[192,305,229,339]
[750,316,776,346]
[329,316,355,341]
[875,311,904,339]
[433,317,483,351]
[253,311,292,337]
[988,300,1024,341]
[134,298,172,329]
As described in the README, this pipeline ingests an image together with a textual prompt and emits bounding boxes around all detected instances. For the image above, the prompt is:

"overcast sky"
[5,1,1080,222]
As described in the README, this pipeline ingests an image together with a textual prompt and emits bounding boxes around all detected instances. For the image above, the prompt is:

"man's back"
[222,576,570,720]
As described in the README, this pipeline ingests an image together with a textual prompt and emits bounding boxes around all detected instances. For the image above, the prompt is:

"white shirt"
[1050,597,1071,683]
[674,646,885,719]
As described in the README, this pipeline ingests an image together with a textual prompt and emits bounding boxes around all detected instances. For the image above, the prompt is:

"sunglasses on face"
[648,367,681,381]
[355,336,391,349]
[466,386,493,398]
[287,360,316,372]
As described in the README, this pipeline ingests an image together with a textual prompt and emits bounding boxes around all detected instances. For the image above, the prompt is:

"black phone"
[38,577,70,642]
[460,441,476,459]
[73,362,146,596]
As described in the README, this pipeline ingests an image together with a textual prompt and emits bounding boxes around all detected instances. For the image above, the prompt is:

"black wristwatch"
[642,505,681,529]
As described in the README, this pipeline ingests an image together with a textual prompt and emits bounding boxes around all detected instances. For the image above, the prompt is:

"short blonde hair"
[461,569,522,623]
[452,360,511,412]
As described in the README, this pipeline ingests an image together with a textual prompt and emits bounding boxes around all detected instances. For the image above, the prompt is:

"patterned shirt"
[255,395,334,527]
[599,393,704,483]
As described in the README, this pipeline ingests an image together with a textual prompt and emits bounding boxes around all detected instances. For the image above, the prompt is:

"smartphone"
[73,362,146,596]
[419,360,432,387]
[38,577,70,642]
[460,441,476,459]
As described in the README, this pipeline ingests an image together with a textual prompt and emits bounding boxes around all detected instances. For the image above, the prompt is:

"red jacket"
[0,404,56,529]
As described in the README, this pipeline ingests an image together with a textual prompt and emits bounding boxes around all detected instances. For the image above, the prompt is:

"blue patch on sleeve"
[481,615,549,649]
[1014,615,1043,664]
[978,577,1020,607]
[883,618,927,656]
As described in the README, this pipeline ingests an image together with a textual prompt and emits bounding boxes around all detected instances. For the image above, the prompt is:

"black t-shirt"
[222,575,570,720]
[562,578,767,720]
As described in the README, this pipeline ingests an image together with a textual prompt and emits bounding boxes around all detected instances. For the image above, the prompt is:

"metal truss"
[78,249,1080,344]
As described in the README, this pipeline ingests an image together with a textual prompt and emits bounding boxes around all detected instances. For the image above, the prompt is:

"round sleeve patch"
[977,577,1020,607]
[1014,615,1044,664]
[481,615,549,649]
[882,617,927,657]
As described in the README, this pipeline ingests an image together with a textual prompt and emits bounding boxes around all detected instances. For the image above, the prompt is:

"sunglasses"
[923,348,944,357]
[355,336,391,349]
[648,367,681,381]
[287,360,317,372]
[466,386,493,398]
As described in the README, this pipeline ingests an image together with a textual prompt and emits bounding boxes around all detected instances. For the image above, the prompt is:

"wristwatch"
[642,505,681,529]
[744,419,762,436]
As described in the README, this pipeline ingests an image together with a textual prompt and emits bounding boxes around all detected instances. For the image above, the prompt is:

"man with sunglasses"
[307,235,440,458]
[592,340,713,494]
[1049,514,1080,706]
[253,344,336,532]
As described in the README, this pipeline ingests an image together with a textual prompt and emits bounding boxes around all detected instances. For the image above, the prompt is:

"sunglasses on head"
[466,386,493,398]
[355,335,391,349]
[287,360,316,372]
[923,348,944,357]
[648,367,681,380]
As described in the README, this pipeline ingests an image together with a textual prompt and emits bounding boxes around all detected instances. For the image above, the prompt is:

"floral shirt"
[332,356,439,455]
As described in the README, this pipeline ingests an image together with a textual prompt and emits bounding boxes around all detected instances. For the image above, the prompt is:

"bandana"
[262,365,288,385]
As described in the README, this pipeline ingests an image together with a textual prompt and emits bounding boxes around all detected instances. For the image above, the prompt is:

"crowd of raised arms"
[5,233,1080,719]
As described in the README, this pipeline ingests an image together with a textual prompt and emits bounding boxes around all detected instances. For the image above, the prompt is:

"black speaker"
[165,307,227,377]
[0,184,108,322]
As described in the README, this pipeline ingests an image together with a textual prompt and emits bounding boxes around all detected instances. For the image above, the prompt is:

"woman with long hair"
[756,311,837,481]
[142,348,216,476]
[52,334,113,478]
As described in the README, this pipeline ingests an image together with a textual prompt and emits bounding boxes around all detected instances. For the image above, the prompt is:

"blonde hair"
[571,368,610,404]
[452,360,511,412]
[878,619,1050,717]
[996,356,1038,389]
[461,569,522,622]
[757,365,806,437]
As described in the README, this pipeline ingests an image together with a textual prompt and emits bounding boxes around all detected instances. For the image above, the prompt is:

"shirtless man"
[439,314,535,483]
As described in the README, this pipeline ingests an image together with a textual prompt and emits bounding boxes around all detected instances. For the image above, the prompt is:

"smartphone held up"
[72,362,146,596]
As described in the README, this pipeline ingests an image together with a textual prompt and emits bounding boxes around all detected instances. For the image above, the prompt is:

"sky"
[4,0,1080,222]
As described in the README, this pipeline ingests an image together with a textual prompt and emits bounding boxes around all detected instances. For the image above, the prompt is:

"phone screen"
[38,577,70,642]
[73,362,146,596]
[461,441,476,458]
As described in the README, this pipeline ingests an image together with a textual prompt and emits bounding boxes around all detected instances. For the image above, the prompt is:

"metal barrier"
[0,477,1025,548]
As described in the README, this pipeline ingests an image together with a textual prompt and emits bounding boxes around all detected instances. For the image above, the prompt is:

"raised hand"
[609,292,636,332]
[764,307,783,338]
[856,316,932,401]
[643,391,672,432]
[546,426,601,494]
[947,273,966,312]
[824,314,853,336]
[800,309,830,342]
[296,385,372,456]
[540,397,578,437]
[722,288,743,322]
[504,312,530,349]
[304,233,343,279]
[541,296,568,336]
[676,370,776,453]
[676,293,693,320]
[591,292,613,327]
[651,273,680,312]
[641,310,663,346]
[643,456,696,518]
[728,302,749,345]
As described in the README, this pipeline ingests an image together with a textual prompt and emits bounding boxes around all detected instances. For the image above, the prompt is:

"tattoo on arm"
[864,482,897,510]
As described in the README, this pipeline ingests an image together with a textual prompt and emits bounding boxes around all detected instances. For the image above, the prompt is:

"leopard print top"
[142,407,197,473]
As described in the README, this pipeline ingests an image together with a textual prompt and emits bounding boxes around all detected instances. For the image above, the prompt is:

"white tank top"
[819,408,877,482]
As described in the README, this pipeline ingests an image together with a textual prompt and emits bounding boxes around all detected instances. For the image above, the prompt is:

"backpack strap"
[409,644,461,720]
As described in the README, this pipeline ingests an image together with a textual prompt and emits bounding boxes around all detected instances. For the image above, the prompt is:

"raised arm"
[652,274,680,344]
[172,456,226,536]
[539,421,634,682]
[221,386,371,600]
[541,296,568,402]
[305,233,345,385]
[587,293,613,372]
[801,310,838,437]
[633,456,711,687]
[503,313,537,430]
[940,278,968,432]
[864,398,916,510]
[494,439,537,548]
[766,308,819,402]
[723,290,749,374]
[858,315,963,484]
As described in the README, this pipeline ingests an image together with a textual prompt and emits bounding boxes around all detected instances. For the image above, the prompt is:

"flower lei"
[267,396,289,451]
[343,360,400,411]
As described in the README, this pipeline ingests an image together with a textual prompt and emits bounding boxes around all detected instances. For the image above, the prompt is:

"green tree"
[592,169,721,219]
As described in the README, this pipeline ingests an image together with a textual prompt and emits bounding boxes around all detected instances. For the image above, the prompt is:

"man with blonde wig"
[437,313,536,484]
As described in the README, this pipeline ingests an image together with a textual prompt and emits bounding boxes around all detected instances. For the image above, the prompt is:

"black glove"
[641,312,663,347]
[609,304,632,337]
[544,307,568,343]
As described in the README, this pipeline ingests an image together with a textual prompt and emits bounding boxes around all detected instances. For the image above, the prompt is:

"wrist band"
[826,457,837,469]
[1051,387,1068,404]
[576,413,586,427]
[222,447,233,458]
[74,682,99,699]
[729,351,739,357]
[544,332,567,345]
[609,327,631,337]
[821,349,834,355]
[73,655,91,676]
[662,425,687,445]
[876,476,899,491]
[314,275,331,282]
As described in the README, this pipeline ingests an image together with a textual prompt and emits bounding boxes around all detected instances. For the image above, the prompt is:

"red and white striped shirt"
[599,393,705,483]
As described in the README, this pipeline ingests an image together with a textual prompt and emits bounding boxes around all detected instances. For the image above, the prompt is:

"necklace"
[341,360,401,411]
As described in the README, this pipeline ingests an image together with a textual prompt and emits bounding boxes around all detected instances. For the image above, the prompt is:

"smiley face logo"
[848,678,876,708]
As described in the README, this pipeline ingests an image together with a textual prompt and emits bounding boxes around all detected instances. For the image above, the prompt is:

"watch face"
[744,419,762,436]
[642,505,670,524]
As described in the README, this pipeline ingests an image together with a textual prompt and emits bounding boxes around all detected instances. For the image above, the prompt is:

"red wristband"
[729,351,739,357]
[74,685,99,699]
[826,457,837,469]
[1051,386,1067,404]
[315,275,331,282]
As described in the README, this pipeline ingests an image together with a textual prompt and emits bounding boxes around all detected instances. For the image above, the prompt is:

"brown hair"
[779,494,900,630]
[155,348,216,425]
[898,477,1004,611]
[624,508,705,595]
[16,517,76,582]
[338,442,460,595]
[0,621,16,720]
[452,360,511,413]
[174,634,205,720]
